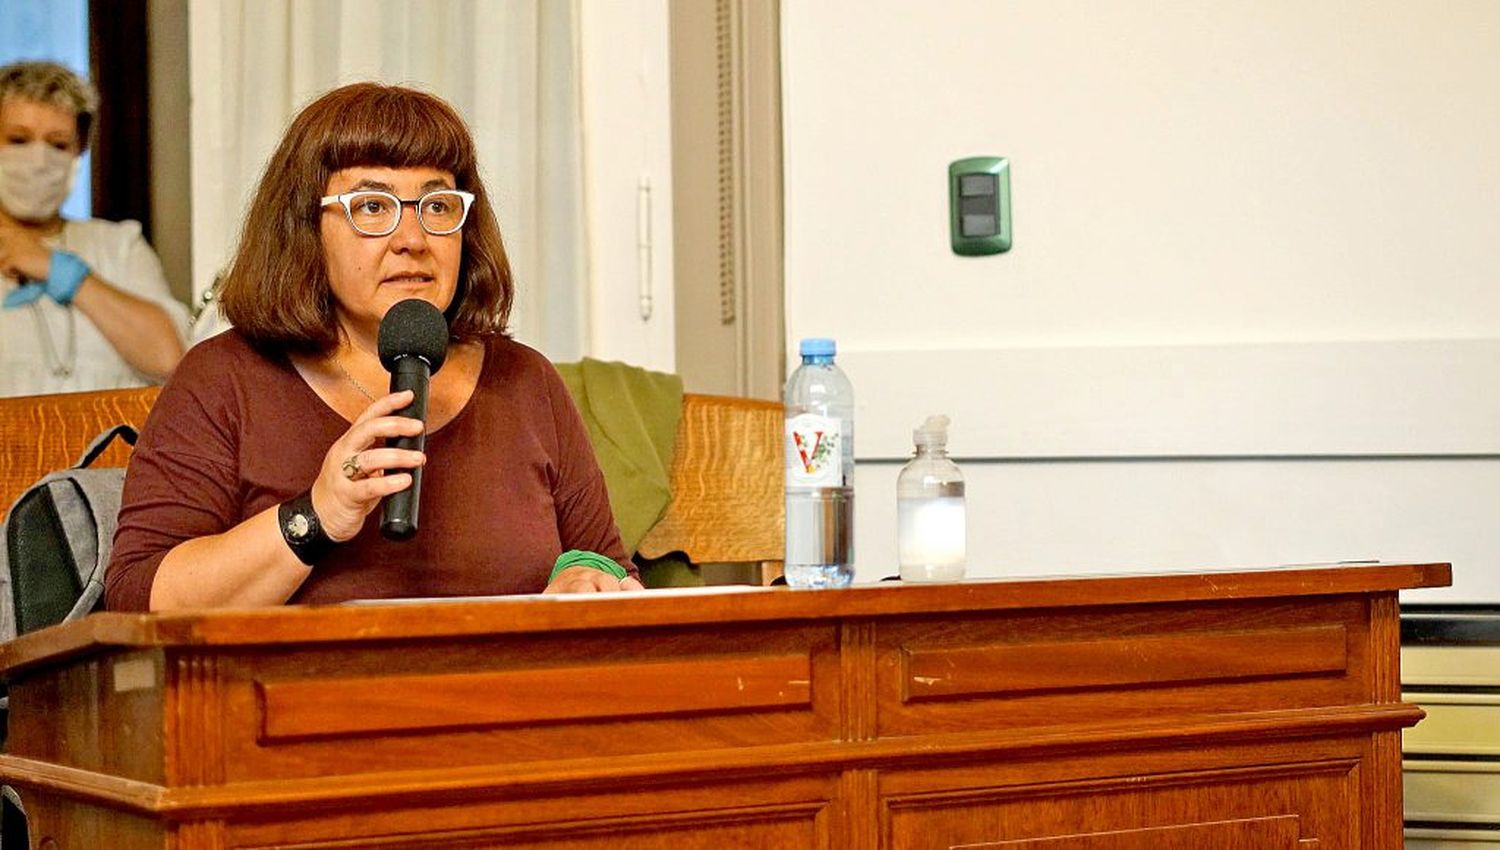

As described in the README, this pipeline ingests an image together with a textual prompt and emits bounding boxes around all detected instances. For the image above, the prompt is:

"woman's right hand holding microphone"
[309,389,427,543]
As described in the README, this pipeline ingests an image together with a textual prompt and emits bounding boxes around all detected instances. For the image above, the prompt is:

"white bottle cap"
[914,414,950,449]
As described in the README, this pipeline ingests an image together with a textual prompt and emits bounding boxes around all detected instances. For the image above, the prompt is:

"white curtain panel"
[188,0,589,359]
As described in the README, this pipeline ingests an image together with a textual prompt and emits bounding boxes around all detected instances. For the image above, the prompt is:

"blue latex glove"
[2,250,89,309]
[2,281,45,308]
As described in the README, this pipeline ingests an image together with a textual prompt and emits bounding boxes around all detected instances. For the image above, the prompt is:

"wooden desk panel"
[881,737,1364,849]
[211,622,839,783]
[0,563,1450,848]
[874,597,1373,739]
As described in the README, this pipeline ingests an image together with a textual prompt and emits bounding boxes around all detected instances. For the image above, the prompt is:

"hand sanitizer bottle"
[897,415,966,582]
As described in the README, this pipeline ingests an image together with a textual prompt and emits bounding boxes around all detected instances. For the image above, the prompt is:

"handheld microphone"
[377,298,449,540]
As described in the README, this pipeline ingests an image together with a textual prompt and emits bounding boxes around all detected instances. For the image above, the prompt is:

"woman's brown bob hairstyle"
[219,82,512,353]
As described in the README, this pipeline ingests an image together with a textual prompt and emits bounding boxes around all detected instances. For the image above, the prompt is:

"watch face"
[287,513,312,540]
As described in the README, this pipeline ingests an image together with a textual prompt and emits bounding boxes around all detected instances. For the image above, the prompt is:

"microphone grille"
[378,298,450,373]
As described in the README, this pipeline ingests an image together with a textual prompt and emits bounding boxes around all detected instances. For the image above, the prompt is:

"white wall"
[782,1,1500,602]
[578,0,676,371]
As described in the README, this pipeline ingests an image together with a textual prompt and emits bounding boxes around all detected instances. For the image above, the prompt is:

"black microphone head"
[378,298,450,374]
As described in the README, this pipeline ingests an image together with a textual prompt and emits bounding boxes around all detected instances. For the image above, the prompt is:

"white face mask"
[0,142,79,222]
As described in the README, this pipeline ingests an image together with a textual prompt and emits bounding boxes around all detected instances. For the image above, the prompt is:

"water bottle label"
[786,413,843,486]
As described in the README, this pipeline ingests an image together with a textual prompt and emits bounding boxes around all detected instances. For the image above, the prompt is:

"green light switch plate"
[949,156,1011,256]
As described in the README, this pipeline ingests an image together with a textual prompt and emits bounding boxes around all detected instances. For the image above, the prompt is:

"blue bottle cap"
[799,338,836,357]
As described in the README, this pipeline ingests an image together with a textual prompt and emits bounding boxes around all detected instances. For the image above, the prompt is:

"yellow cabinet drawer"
[1403,646,1500,687]
[1403,697,1500,756]
[1405,830,1500,849]
[1405,761,1500,821]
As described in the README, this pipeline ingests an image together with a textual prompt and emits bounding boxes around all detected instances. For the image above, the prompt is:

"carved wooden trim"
[839,768,880,850]
[842,620,877,741]
[0,754,165,810]
[902,626,1349,703]
[169,820,226,850]
[1367,730,1406,849]
[1370,593,1401,703]
[954,814,1305,849]
[236,802,828,849]
[1,564,1449,671]
[884,757,1360,811]
[0,705,1412,819]
[257,653,812,741]
[166,654,223,786]
[714,0,737,326]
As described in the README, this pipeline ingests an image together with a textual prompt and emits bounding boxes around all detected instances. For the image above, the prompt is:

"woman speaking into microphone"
[105,83,641,612]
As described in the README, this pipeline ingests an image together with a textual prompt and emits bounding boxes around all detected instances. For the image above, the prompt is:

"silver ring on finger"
[341,453,366,480]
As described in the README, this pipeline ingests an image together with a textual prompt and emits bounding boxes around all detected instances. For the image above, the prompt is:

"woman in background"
[0,60,185,396]
[106,82,640,611]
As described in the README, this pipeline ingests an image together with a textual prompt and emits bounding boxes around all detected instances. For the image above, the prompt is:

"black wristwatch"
[278,489,334,565]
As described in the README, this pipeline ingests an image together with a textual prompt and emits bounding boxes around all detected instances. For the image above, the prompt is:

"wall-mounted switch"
[949,156,1011,256]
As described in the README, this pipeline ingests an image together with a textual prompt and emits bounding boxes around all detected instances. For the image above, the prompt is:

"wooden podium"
[0,562,1449,849]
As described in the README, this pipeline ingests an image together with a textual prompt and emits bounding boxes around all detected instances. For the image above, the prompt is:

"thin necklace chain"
[30,226,77,378]
[31,302,76,377]
[334,357,377,401]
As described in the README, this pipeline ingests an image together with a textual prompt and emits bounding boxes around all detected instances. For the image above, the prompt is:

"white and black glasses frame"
[319,189,476,237]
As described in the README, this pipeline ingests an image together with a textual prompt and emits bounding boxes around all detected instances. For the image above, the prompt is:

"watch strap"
[278,489,334,566]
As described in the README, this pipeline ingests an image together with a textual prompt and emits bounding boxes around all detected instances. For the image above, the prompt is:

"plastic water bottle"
[897,415,966,582]
[784,338,855,588]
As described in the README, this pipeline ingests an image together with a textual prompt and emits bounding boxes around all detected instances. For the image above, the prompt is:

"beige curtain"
[188,0,589,359]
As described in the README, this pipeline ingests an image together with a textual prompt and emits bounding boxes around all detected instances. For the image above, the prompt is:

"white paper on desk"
[344,584,776,605]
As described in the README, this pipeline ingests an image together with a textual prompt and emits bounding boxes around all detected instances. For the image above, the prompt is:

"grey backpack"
[0,426,133,850]
[0,425,136,645]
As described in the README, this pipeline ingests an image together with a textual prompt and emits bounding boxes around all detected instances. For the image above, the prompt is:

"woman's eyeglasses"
[319,189,476,237]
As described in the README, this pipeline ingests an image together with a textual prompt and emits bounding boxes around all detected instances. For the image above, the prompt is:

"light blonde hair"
[0,61,99,151]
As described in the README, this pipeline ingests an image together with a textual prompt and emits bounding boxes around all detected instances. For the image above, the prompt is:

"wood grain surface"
[0,562,1450,676]
[635,392,784,565]
[0,564,1449,848]
[0,386,158,516]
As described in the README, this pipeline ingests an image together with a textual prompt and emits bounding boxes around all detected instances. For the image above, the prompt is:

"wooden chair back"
[0,387,160,517]
[0,389,785,575]
[636,393,785,570]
